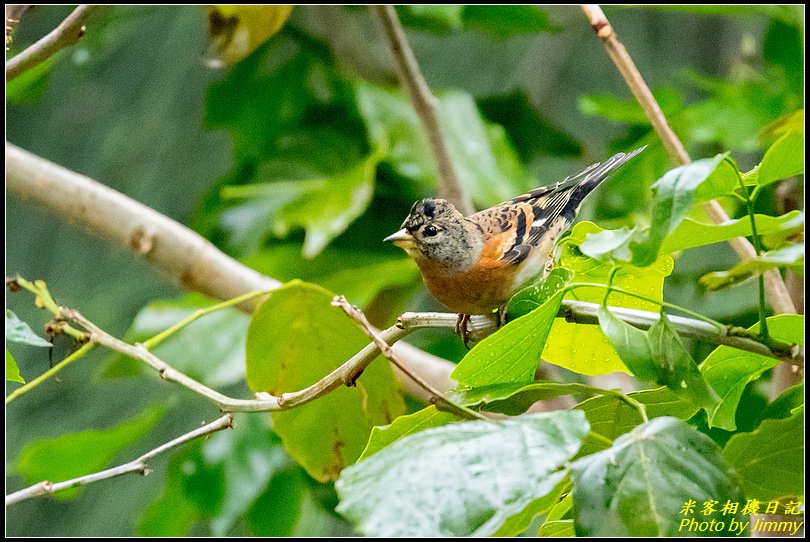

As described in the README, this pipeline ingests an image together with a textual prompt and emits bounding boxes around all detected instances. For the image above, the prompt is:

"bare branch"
[332,296,486,420]
[6,5,97,81]
[579,5,797,319]
[6,414,233,505]
[369,5,474,215]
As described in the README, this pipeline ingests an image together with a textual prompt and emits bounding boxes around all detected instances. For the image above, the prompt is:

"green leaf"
[6,348,25,384]
[580,226,637,263]
[6,55,57,104]
[16,405,165,500]
[571,417,746,536]
[700,243,804,290]
[661,210,804,254]
[579,88,682,125]
[451,380,625,416]
[222,151,380,258]
[724,406,804,501]
[700,314,804,431]
[631,155,740,266]
[359,406,460,461]
[756,383,803,427]
[245,281,405,481]
[462,5,560,37]
[494,477,568,537]
[575,387,699,457]
[539,519,575,537]
[336,411,590,537]
[451,290,564,388]
[647,311,721,413]
[102,294,249,388]
[538,492,575,536]
[597,306,657,381]
[245,466,308,536]
[398,5,464,30]
[354,81,531,207]
[202,415,289,536]
[243,244,419,309]
[6,309,51,347]
[542,222,673,376]
[743,129,804,187]
[137,447,204,536]
[506,267,573,320]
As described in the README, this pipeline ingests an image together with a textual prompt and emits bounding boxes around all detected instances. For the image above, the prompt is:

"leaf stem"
[142,289,272,350]
[737,175,770,341]
[5,342,96,405]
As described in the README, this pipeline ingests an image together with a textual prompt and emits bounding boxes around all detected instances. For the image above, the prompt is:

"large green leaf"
[742,127,804,187]
[597,305,658,381]
[359,406,460,461]
[221,150,380,258]
[451,291,564,387]
[245,281,405,481]
[571,417,746,536]
[647,311,721,413]
[700,314,804,431]
[575,387,699,457]
[661,210,803,254]
[354,81,530,207]
[700,243,804,290]
[6,309,52,347]
[506,267,573,320]
[631,155,740,266]
[102,293,249,388]
[543,222,673,376]
[723,406,804,501]
[450,380,610,416]
[15,406,165,500]
[336,411,589,537]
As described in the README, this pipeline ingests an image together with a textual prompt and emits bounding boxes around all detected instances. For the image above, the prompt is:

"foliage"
[5,5,804,538]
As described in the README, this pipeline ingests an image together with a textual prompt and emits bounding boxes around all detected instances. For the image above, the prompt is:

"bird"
[384,147,645,342]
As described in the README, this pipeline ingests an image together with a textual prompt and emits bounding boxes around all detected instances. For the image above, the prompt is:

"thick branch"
[370,5,474,215]
[6,5,96,81]
[6,143,456,396]
[6,414,233,505]
[580,5,797,317]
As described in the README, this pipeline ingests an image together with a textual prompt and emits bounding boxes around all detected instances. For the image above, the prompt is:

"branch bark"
[580,5,797,318]
[369,5,474,215]
[6,5,96,81]
[5,414,233,505]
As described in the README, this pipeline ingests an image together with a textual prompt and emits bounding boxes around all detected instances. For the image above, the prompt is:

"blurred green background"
[6,5,803,536]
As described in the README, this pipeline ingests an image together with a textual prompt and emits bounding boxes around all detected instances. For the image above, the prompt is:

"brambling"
[385,147,645,339]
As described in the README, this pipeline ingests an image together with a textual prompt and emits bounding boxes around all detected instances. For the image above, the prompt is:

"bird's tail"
[511,146,646,245]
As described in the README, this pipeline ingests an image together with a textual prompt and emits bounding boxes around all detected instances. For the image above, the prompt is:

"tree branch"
[5,414,233,505]
[332,296,486,420]
[5,143,457,397]
[369,5,474,215]
[5,4,97,81]
[580,4,797,318]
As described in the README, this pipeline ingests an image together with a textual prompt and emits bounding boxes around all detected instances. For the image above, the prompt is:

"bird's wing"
[470,147,646,267]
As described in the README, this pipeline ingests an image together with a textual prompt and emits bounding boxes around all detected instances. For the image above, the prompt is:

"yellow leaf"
[206,5,293,67]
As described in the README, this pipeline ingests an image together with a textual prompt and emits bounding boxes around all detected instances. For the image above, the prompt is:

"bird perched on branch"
[385,147,645,342]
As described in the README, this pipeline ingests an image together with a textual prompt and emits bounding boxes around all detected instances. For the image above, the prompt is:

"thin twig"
[5,414,233,505]
[332,296,486,420]
[369,5,474,215]
[6,5,97,81]
[579,5,797,318]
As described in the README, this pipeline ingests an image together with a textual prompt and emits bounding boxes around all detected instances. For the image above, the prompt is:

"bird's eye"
[423,225,439,237]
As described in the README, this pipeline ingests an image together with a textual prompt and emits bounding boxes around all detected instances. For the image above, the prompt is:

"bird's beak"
[384,228,415,250]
